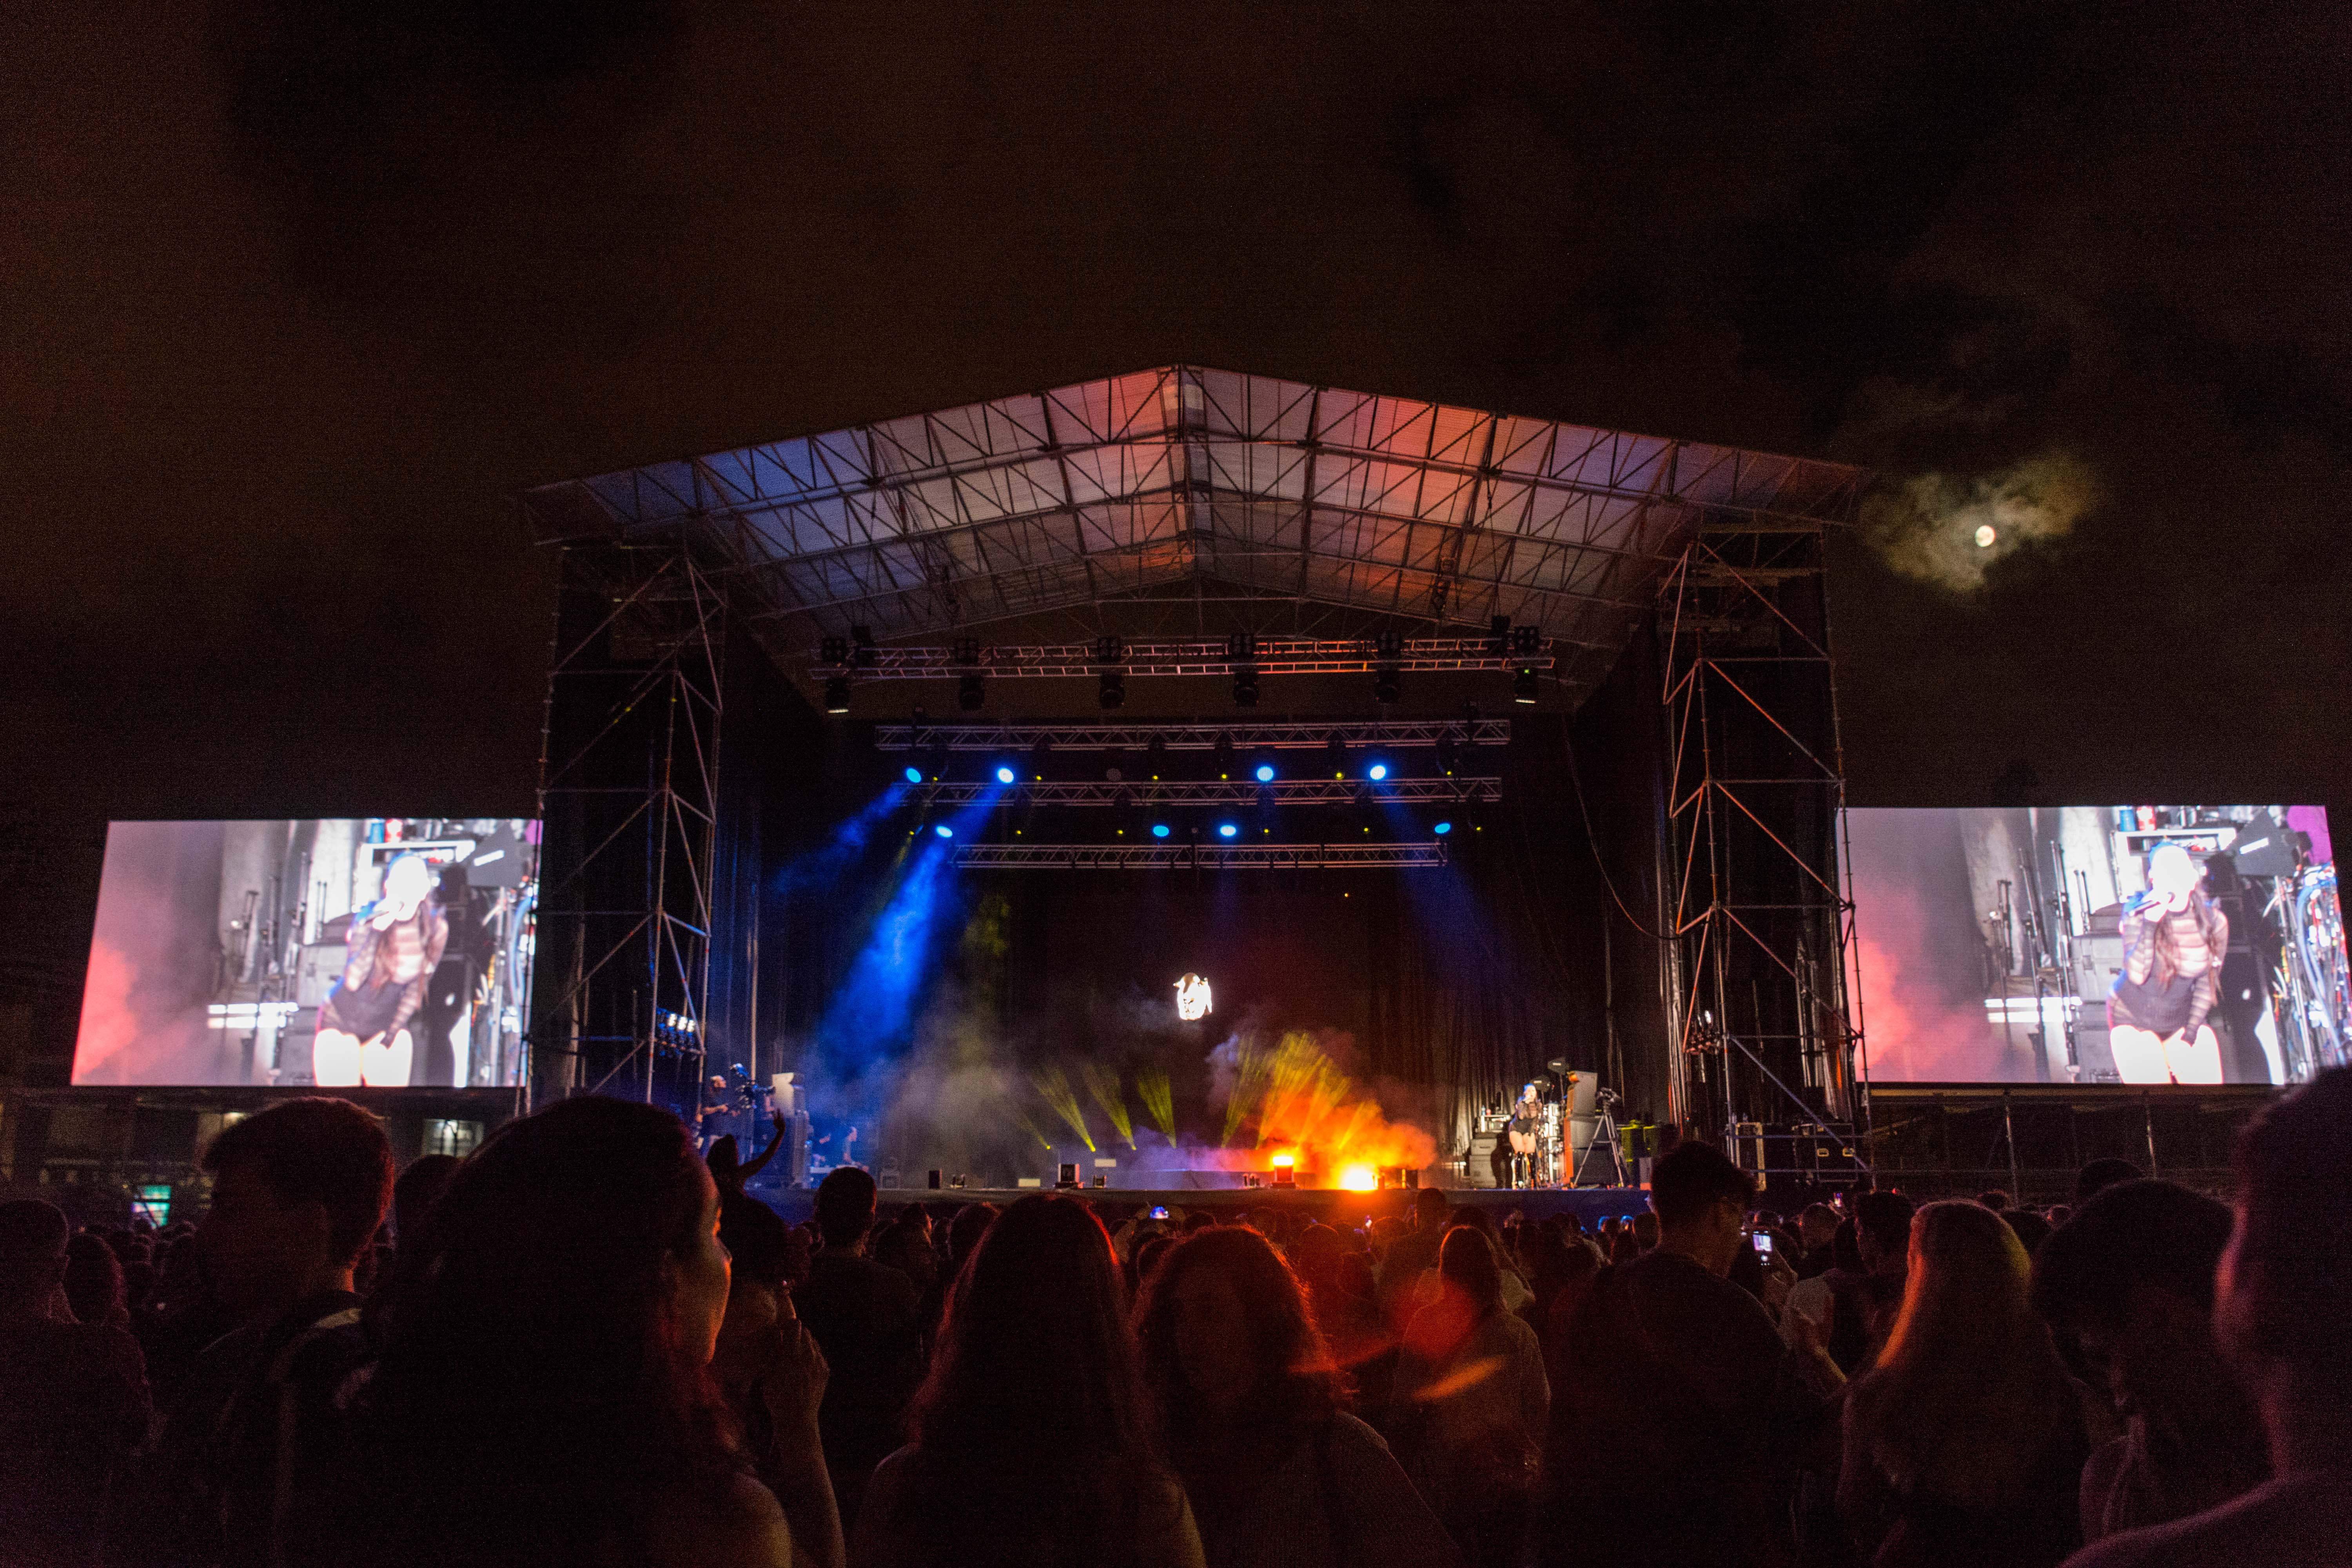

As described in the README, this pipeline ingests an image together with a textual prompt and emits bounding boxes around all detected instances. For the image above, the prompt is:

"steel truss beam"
[916,777,1500,806]
[954,842,1448,869]
[1655,521,1862,1147]
[876,719,1512,751]
[532,543,723,1109]
[817,637,1558,679]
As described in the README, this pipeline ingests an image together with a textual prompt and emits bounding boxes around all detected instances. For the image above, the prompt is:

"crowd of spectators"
[5,1066,2351,1567]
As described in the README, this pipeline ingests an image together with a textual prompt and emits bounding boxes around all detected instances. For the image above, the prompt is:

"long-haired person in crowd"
[1392,1226,1549,1567]
[1840,1200,2091,1567]
[1136,1225,1461,1568]
[320,1096,834,1568]
[2064,1066,2352,1566]
[850,1194,1203,1568]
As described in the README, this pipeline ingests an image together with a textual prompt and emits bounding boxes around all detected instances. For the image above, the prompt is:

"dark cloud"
[1,0,2344,828]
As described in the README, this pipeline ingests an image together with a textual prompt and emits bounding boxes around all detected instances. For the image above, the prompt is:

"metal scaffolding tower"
[1657,521,1863,1143]
[530,541,724,1107]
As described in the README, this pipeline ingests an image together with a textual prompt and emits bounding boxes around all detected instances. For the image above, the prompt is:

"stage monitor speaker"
[2229,819,2307,879]
[1467,1131,1502,1189]
[1559,1070,1599,1118]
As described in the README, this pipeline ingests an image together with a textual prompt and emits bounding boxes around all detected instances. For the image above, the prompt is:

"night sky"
[4,4,2347,1030]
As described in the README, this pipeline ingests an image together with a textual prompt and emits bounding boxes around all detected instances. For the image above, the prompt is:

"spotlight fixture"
[1326,733,1348,778]
[957,672,985,711]
[1512,666,1540,704]
[819,636,849,666]
[1434,820,1454,835]
[1367,762,1389,781]
[1146,735,1169,777]
[995,765,1017,785]
[1487,615,1512,657]
[1510,624,1543,657]
[1224,630,1258,661]
[823,677,851,714]
[902,766,923,785]
[933,824,954,839]
[1211,734,1234,779]
[1374,629,1405,659]
[1098,670,1126,709]
[851,624,879,669]
[1254,762,1276,783]
[951,637,982,666]
[1094,633,1126,665]
[1152,823,1171,838]
[1217,823,1238,838]
[1374,664,1401,704]
[1436,732,1459,776]
[1232,665,1260,706]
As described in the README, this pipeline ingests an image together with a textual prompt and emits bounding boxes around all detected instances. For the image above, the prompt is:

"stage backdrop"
[74,817,538,1088]
[1848,805,2342,1086]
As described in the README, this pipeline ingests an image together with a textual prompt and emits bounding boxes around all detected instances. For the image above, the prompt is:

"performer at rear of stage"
[1507,1082,1543,1188]
[313,853,449,1088]
[2109,842,2230,1085]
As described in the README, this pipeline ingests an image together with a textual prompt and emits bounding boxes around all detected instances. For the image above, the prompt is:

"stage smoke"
[1862,450,2097,594]
[1208,1027,1437,1174]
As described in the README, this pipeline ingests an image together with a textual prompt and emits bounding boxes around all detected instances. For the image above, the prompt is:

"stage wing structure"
[521,366,1859,706]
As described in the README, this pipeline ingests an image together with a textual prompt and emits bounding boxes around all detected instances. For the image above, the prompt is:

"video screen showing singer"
[2108,842,2229,1085]
[312,853,450,1087]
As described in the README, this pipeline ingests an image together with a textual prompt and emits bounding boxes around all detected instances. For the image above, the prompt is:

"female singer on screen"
[2108,842,2229,1085]
[1506,1083,1543,1188]
[313,853,449,1088]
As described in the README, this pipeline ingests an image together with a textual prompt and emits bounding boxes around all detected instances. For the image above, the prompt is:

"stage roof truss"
[522,367,1861,708]
[873,719,1512,750]
[953,842,1449,870]
[915,777,1500,807]
[819,636,1571,680]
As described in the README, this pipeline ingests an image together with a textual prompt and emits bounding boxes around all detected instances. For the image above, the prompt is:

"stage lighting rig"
[1512,666,1540,704]
[951,637,982,666]
[1217,822,1239,838]
[1487,615,1512,657]
[1146,735,1169,778]
[1510,624,1543,657]
[1232,665,1260,706]
[1326,733,1348,778]
[824,677,852,714]
[1152,823,1171,838]
[957,673,985,711]
[851,624,879,669]
[1094,633,1125,665]
[1374,664,1402,704]
[902,766,924,785]
[1367,762,1389,781]
[1224,630,1258,662]
[1433,820,1454,836]
[1254,760,1276,783]
[994,764,1017,785]
[1098,670,1125,709]
[1212,733,1234,779]
[819,636,849,666]
[1436,731,1458,775]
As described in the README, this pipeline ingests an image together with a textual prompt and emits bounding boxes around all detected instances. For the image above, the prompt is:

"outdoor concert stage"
[758,1183,1656,1229]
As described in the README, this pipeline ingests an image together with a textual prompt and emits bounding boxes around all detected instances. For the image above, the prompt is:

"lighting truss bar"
[953,842,1449,869]
[877,719,1511,751]
[816,638,1555,679]
[918,777,1502,806]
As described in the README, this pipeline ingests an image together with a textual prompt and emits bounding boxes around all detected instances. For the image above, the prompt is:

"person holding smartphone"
[2109,843,2230,1085]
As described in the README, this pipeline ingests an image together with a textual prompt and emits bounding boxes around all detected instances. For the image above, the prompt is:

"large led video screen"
[75,819,538,1087]
[1849,806,2345,1085]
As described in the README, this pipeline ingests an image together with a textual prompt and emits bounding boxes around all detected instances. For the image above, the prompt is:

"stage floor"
[751,1182,1652,1228]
